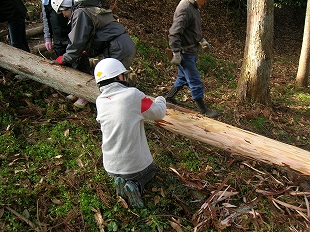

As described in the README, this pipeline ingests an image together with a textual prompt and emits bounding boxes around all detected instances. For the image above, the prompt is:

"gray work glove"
[171,52,181,65]
[199,38,211,50]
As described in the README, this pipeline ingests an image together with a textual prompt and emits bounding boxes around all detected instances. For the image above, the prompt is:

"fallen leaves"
[169,163,310,231]
[51,198,62,205]
[169,217,183,232]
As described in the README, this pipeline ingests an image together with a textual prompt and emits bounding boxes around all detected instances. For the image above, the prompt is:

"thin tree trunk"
[296,0,310,87]
[237,0,273,104]
[0,42,309,176]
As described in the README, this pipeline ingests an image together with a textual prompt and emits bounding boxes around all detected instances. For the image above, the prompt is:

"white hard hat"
[94,58,128,84]
[51,0,73,13]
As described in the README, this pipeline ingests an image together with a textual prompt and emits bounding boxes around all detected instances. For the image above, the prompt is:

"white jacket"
[96,82,166,175]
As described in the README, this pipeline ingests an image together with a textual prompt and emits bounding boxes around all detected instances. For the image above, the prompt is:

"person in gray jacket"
[51,0,136,108]
[51,0,136,70]
[165,0,219,118]
[95,58,166,208]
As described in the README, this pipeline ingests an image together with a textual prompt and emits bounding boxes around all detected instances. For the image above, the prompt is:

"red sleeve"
[141,97,153,113]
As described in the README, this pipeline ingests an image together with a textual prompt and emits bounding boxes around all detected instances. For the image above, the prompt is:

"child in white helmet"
[95,58,166,208]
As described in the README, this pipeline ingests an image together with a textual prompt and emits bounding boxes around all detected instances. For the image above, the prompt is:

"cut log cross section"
[0,42,309,176]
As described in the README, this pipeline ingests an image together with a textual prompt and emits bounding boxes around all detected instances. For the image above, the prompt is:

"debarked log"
[0,42,309,177]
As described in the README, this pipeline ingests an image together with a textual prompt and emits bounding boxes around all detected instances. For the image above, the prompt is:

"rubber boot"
[164,86,183,105]
[195,98,219,118]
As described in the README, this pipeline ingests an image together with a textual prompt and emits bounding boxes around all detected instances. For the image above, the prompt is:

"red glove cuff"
[55,56,64,64]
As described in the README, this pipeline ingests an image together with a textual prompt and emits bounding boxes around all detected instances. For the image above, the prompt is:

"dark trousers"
[108,162,158,192]
[8,17,30,52]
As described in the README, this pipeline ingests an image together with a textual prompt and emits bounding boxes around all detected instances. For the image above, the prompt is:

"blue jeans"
[8,17,30,52]
[108,162,158,193]
[174,54,204,100]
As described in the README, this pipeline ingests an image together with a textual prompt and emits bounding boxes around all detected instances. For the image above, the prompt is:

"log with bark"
[0,25,44,38]
[0,42,309,176]
[26,25,44,37]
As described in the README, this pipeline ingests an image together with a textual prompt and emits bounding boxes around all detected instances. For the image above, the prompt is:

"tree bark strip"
[0,42,309,176]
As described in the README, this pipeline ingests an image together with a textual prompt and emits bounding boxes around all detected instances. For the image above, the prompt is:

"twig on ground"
[6,207,36,229]
[241,161,266,175]
[271,197,308,212]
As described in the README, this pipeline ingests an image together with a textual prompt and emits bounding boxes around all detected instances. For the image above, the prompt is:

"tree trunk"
[296,0,310,87]
[0,42,309,176]
[236,0,274,104]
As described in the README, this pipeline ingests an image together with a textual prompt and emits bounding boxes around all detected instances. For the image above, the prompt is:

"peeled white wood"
[156,105,310,176]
